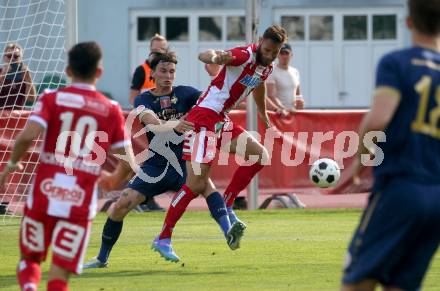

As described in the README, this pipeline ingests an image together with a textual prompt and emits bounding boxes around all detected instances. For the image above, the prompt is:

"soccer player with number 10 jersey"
[0,42,133,291]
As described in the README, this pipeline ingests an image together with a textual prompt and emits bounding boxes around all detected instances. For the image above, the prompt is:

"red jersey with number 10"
[27,84,129,220]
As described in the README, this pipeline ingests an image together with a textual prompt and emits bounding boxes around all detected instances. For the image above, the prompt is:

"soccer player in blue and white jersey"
[84,51,241,267]
[342,1,440,290]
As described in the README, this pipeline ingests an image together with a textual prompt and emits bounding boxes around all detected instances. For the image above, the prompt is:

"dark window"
[137,17,160,41]
[166,17,189,41]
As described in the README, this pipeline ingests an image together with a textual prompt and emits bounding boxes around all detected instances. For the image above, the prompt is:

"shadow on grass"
[0,269,230,288]
[79,269,230,279]
[0,275,18,289]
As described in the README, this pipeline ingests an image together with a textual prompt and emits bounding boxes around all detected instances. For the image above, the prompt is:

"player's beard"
[256,46,272,67]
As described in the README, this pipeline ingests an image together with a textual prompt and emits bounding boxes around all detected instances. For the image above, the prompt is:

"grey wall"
[0,0,410,108]
[270,0,405,7]
[261,0,408,38]
[78,0,408,108]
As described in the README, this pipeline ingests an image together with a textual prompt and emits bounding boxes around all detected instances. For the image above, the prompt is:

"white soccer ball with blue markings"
[309,158,341,188]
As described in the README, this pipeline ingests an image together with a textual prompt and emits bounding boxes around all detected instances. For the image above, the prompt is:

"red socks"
[47,279,68,291]
[17,259,41,291]
[17,259,69,291]
[159,184,198,240]
[224,163,264,207]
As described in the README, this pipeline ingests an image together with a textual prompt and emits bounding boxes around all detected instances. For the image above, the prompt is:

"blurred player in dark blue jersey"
[84,51,239,267]
[342,1,440,290]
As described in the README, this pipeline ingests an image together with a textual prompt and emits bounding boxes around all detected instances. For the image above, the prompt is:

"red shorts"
[183,106,244,164]
[19,208,91,274]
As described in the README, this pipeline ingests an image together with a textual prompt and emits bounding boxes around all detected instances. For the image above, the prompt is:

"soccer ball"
[309,158,341,188]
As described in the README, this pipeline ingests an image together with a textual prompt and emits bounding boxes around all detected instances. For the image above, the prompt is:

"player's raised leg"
[84,188,145,268]
[152,160,208,262]
[201,176,248,250]
[185,125,239,245]
[203,178,231,238]
[151,181,198,262]
[223,129,268,224]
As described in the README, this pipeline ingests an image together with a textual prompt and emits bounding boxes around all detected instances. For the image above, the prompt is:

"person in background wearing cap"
[266,43,304,112]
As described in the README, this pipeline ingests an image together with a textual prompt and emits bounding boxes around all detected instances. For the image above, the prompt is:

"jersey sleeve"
[130,66,146,90]
[226,47,251,66]
[133,94,153,111]
[186,86,203,107]
[28,92,53,129]
[110,102,130,149]
[133,93,156,125]
[375,53,402,98]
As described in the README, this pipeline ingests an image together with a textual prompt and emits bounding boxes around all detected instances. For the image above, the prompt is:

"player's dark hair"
[262,25,287,44]
[150,51,178,71]
[409,0,440,36]
[68,41,102,79]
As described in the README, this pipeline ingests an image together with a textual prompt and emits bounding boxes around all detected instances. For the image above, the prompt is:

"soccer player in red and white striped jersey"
[154,25,287,258]
[0,42,133,291]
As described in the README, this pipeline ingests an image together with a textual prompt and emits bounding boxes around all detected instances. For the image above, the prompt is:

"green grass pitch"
[0,209,439,290]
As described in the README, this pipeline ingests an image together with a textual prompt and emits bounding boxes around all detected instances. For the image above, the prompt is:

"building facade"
[78,0,408,109]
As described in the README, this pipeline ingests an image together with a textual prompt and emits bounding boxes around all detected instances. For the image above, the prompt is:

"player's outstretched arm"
[0,120,44,190]
[99,147,134,192]
[253,82,271,128]
[265,82,290,117]
[352,89,400,184]
[139,108,193,133]
[198,49,235,65]
[266,82,282,108]
[7,120,43,165]
[357,90,400,155]
[138,107,161,125]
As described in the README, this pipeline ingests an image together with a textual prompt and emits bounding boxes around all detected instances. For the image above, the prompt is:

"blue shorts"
[127,161,186,199]
[343,178,440,290]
